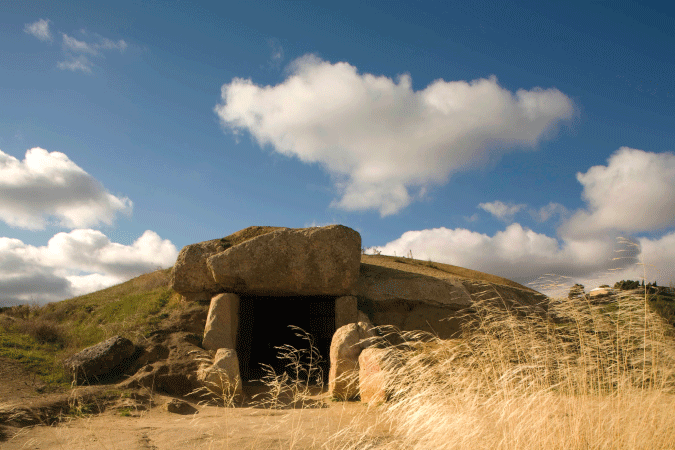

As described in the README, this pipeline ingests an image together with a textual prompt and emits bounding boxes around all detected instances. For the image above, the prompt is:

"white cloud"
[216,55,574,216]
[531,202,569,222]
[24,19,52,43]
[562,148,675,237]
[478,200,526,221]
[57,55,93,73]
[0,230,178,306]
[62,33,98,55]
[0,148,132,229]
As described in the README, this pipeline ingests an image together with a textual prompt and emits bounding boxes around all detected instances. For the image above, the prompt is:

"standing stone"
[207,225,361,296]
[358,348,388,405]
[197,348,243,399]
[328,322,375,400]
[335,296,358,329]
[203,293,240,351]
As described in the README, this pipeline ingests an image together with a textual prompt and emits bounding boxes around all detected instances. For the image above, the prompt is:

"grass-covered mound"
[0,268,184,389]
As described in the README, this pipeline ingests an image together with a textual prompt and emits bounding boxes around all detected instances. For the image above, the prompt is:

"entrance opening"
[236,295,335,386]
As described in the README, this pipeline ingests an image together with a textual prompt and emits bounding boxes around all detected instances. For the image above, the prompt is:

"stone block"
[203,293,240,351]
[328,322,375,400]
[197,348,243,399]
[358,348,388,405]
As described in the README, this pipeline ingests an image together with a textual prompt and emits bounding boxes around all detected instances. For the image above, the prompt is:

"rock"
[202,293,240,351]
[358,348,388,405]
[328,322,375,400]
[335,296,358,329]
[197,348,243,400]
[403,305,463,339]
[357,264,472,308]
[372,310,406,329]
[63,335,138,384]
[165,399,198,415]
[169,239,226,300]
[207,225,361,297]
[118,332,211,397]
[170,226,287,299]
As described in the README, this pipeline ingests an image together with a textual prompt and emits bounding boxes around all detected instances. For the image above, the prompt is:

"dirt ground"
[2,391,395,450]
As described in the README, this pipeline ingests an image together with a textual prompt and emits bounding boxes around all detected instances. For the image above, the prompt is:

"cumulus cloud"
[57,32,127,73]
[0,148,132,229]
[0,230,178,306]
[478,200,526,221]
[562,148,675,237]
[24,19,52,42]
[216,55,574,216]
[369,224,621,283]
[366,223,674,297]
[62,33,97,54]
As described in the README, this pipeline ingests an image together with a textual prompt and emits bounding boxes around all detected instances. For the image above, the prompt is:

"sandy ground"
[2,394,396,450]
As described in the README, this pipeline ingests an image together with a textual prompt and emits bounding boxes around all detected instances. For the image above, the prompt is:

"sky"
[1,0,674,306]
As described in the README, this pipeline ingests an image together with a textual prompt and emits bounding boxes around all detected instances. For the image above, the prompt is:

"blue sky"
[1,0,674,305]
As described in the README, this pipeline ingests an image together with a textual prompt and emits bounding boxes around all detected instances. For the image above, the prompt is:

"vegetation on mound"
[0,268,185,389]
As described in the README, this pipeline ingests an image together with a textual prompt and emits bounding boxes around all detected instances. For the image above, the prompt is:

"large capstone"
[207,225,361,297]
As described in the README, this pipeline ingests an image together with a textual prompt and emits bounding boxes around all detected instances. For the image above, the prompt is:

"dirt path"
[2,394,396,450]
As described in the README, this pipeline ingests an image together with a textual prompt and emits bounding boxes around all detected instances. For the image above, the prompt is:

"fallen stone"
[63,335,137,384]
[207,225,361,296]
[197,348,243,400]
[202,293,240,351]
[358,348,388,405]
[328,322,375,400]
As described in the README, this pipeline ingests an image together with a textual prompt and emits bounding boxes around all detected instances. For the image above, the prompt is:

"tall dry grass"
[375,288,675,450]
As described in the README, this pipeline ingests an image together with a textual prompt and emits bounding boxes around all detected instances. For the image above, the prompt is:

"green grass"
[0,268,185,388]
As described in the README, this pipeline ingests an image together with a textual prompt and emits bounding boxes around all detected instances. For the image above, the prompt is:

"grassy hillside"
[0,268,184,388]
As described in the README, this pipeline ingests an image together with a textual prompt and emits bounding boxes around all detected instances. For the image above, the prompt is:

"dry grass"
[375,288,675,450]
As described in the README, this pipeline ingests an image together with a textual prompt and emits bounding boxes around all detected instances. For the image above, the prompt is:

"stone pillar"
[329,322,375,400]
[203,293,240,351]
[335,295,358,329]
[197,348,243,399]
[359,348,388,405]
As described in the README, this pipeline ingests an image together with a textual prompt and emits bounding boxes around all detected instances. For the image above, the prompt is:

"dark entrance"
[236,295,335,386]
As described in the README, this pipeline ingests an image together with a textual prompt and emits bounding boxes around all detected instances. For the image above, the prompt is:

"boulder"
[63,335,138,384]
[197,348,243,400]
[328,322,375,400]
[403,305,463,339]
[357,264,472,308]
[358,348,388,405]
[202,293,240,351]
[170,226,287,300]
[207,225,361,297]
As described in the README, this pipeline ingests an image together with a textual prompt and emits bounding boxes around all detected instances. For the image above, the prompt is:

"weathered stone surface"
[357,264,472,307]
[207,225,361,296]
[170,226,287,298]
[197,348,243,399]
[64,335,137,384]
[328,322,375,400]
[335,296,358,329]
[359,348,388,405]
[372,310,406,329]
[165,399,198,415]
[403,305,463,339]
[203,293,240,351]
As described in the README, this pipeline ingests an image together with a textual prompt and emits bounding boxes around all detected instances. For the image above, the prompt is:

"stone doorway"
[236,295,336,386]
